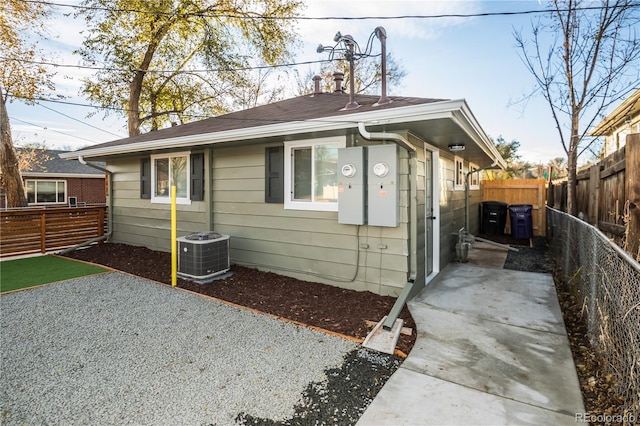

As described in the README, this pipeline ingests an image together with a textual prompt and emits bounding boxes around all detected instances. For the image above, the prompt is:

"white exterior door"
[424,145,440,285]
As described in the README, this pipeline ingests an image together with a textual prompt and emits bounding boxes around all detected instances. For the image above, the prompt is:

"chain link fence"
[547,207,640,419]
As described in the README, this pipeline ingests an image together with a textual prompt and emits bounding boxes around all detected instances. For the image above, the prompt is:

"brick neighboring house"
[1,148,106,208]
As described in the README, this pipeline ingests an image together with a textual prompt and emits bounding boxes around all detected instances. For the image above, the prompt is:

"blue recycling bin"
[509,204,533,239]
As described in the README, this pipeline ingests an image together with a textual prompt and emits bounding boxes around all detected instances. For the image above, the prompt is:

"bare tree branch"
[514,0,640,216]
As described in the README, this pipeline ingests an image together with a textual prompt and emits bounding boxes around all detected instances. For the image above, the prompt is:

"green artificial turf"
[0,255,108,293]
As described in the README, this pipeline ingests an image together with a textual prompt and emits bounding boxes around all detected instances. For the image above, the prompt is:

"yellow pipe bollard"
[171,185,177,286]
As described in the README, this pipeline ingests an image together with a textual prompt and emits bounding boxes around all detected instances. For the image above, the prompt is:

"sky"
[7,0,616,164]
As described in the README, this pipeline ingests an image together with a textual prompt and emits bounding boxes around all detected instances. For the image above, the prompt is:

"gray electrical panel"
[367,144,399,227]
[337,146,366,225]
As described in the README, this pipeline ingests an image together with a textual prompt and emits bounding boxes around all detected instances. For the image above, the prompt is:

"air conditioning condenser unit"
[177,231,230,281]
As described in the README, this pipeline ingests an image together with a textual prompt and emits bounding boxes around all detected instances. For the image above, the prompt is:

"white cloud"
[299,0,481,45]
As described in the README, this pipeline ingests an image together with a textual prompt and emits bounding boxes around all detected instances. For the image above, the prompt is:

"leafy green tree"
[318,53,406,95]
[485,136,532,179]
[547,157,567,180]
[514,0,640,216]
[15,143,53,174]
[1,0,55,207]
[293,52,406,96]
[77,0,303,137]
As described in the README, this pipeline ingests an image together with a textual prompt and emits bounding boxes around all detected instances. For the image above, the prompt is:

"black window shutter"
[140,158,151,199]
[190,153,205,201]
[265,146,284,203]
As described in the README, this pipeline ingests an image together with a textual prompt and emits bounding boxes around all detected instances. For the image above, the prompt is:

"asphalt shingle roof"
[20,149,105,175]
[76,93,447,152]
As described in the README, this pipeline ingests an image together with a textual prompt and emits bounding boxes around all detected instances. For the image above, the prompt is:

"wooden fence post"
[588,164,600,226]
[40,211,46,254]
[626,134,640,259]
[98,208,105,238]
[547,182,555,208]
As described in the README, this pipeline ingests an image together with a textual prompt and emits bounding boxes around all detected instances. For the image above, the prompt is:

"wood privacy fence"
[0,206,107,258]
[482,179,547,237]
[547,134,639,258]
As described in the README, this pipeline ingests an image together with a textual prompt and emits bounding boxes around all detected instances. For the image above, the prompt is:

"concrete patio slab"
[357,368,578,426]
[357,248,585,426]
[411,264,565,333]
[403,306,583,414]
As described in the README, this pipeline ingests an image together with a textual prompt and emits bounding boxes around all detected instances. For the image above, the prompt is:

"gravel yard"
[0,272,400,425]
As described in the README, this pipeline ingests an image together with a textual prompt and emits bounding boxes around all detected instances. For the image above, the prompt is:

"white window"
[151,152,190,204]
[26,180,67,204]
[454,156,465,190]
[284,137,345,211]
[469,163,480,189]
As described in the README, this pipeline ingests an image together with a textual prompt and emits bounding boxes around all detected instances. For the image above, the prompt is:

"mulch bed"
[62,243,416,355]
[62,238,629,422]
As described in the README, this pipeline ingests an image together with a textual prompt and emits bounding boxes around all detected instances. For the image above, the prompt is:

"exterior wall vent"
[177,231,230,281]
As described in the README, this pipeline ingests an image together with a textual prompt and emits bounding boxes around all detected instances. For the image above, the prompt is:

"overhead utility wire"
[9,116,100,143]
[38,103,124,138]
[0,56,348,74]
[6,93,389,128]
[7,94,210,120]
[19,0,640,20]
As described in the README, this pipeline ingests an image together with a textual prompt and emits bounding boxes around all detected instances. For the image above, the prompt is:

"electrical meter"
[341,163,357,178]
[372,162,389,178]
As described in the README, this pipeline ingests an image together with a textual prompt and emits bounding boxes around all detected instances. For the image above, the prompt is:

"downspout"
[58,156,113,254]
[358,122,417,331]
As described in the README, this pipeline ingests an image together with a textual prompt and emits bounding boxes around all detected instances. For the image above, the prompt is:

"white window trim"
[469,163,480,190]
[284,136,345,211]
[150,151,191,205]
[454,156,465,191]
[26,179,67,204]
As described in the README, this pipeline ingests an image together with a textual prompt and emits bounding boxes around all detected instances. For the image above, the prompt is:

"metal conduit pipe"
[357,122,417,331]
[58,156,113,254]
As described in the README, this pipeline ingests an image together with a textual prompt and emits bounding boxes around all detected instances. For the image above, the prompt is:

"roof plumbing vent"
[333,72,345,93]
[373,27,391,107]
[312,75,322,95]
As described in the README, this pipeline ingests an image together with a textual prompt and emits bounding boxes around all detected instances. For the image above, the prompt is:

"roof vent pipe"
[333,72,345,93]
[373,27,391,107]
[312,75,322,95]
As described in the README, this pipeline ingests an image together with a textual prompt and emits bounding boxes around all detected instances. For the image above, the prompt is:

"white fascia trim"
[451,103,507,169]
[590,90,640,136]
[60,99,469,160]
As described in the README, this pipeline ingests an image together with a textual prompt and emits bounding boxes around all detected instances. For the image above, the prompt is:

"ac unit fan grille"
[177,233,230,280]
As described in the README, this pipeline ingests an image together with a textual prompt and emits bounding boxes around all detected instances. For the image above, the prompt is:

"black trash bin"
[481,201,508,235]
[509,204,533,239]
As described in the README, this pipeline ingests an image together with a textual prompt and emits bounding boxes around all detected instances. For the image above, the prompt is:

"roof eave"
[589,89,640,136]
[452,101,508,169]
[59,99,504,167]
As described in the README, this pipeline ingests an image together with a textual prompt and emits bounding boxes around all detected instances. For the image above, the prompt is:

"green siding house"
[61,90,505,298]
